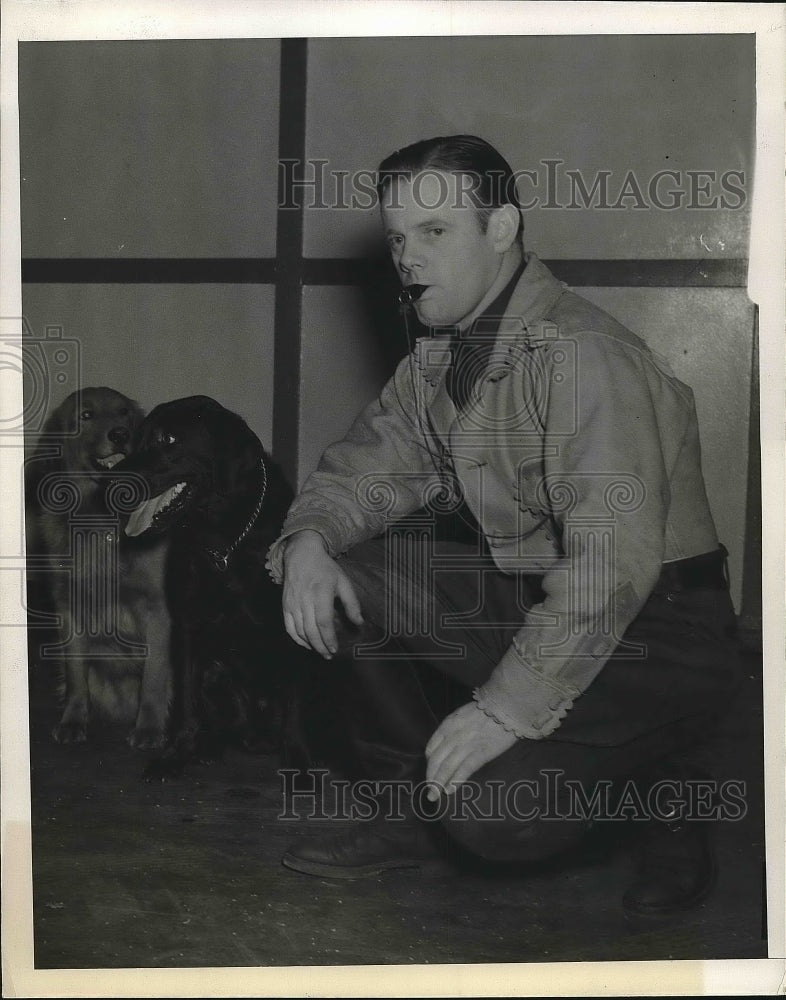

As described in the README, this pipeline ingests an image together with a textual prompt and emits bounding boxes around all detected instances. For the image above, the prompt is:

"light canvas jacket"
[267,254,719,739]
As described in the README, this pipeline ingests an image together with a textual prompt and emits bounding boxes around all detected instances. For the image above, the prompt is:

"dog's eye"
[157,431,177,446]
[79,409,93,421]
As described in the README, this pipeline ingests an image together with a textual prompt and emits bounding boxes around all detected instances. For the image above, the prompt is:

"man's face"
[381,171,503,328]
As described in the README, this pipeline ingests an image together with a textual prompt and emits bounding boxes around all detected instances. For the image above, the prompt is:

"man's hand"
[282,530,364,659]
[425,701,517,800]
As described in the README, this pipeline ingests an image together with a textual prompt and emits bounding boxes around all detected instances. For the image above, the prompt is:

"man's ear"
[487,204,521,253]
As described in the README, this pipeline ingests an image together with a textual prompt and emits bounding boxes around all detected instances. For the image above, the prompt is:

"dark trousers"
[333,516,742,862]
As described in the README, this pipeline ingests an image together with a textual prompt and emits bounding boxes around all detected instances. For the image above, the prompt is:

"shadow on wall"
[352,246,421,376]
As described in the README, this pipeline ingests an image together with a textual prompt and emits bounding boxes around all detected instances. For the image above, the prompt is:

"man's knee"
[333,542,391,645]
[333,614,386,658]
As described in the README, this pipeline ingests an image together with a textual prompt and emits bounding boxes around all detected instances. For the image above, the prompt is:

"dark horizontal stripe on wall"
[21,256,748,288]
[302,257,749,288]
[547,258,748,288]
[21,259,278,283]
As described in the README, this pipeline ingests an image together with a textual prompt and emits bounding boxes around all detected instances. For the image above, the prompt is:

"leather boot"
[282,814,440,879]
[622,815,717,919]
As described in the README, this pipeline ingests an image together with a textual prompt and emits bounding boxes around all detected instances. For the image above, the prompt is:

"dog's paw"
[51,721,87,744]
[127,726,167,751]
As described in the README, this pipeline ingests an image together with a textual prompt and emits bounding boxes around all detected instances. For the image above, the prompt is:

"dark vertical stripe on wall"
[273,38,308,488]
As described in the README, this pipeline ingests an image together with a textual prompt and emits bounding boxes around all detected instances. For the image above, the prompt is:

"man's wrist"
[283,529,329,561]
[472,687,526,739]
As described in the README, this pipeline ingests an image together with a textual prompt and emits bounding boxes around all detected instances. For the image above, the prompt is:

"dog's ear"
[24,392,80,503]
[126,398,146,449]
[214,411,265,496]
[129,397,145,427]
[24,442,53,509]
[130,415,155,454]
[43,391,80,436]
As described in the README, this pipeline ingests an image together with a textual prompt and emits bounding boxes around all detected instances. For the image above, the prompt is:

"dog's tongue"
[125,483,185,536]
[96,452,126,470]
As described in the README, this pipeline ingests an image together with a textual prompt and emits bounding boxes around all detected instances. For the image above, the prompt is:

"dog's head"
[40,387,142,470]
[26,388,144,507]
[117,395,266,538]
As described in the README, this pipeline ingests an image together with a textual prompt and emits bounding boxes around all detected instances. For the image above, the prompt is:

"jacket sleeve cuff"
[265,513,346,584]
[473,643,582,739]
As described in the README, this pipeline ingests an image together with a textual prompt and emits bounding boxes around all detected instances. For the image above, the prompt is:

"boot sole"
[281,852,425,879]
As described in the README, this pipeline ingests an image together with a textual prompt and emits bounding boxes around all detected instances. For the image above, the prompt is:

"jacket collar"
[413,253,567,387]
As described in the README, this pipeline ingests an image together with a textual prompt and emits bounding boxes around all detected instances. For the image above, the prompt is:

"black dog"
[113,395,315,779]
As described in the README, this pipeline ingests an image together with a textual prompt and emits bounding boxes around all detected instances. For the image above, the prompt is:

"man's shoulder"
[547,287,644,353]
[514,254,649,357]
[543,287,694,403]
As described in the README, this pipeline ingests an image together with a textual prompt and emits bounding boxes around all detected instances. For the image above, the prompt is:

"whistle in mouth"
[398,284,428,308]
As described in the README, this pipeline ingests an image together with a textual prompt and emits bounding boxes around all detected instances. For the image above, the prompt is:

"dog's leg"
[125,541,173,750]
[51,630,91,744]
[128,612,172,750]
[105,537,172,750]
[143,623,203,780]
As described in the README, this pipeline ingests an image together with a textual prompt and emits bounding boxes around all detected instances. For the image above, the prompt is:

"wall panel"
[579,286,754,610]
[304,34,753,260]
[19,40,280,258]
[299,285,397,483]
[21,284,276,448]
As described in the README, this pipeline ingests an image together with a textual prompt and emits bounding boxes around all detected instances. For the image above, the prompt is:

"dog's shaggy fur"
[26,387,172,748]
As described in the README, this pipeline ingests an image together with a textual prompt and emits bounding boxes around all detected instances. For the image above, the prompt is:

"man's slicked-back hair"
[376,134,524,245]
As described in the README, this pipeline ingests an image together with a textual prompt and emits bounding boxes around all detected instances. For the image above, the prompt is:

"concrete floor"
[27,630,767,972]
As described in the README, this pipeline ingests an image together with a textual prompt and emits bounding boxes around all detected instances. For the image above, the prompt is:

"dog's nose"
[108,427,129,445]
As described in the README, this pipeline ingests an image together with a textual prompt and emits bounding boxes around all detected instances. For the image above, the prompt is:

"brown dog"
[26,387,172,748]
